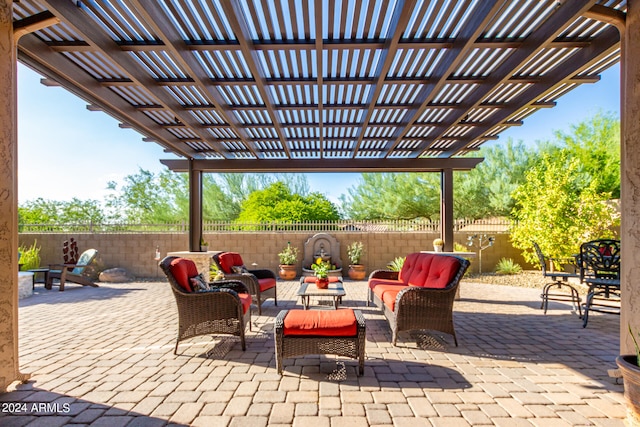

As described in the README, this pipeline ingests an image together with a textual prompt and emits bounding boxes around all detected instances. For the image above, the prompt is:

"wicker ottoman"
[275,308,365,375]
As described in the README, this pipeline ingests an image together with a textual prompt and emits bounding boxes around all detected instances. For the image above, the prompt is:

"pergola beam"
[440,25,621,156]
[160,158,484,173]
[17,34,196,158]
[421,0,598,157]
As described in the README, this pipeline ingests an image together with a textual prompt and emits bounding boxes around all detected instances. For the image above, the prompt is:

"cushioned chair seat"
[258,277,277,292]
[238,293,252,314]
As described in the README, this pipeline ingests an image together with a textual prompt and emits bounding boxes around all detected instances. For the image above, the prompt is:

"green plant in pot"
[200,237,209,252]
[347,241,366,280]
[277,242,298,280]
[311,257,331,288]
[616,324,640,425]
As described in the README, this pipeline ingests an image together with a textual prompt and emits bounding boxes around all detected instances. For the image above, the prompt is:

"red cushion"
[368,277,403,290]
[303,276,341,283]
[284,309,357,336]
[422,255,460,289]
[218,252,245,274]
[238,293,252,314]
[395,253,460,289]
[169,258,199,293]
[372,284,409,311]
[258,277,277,292]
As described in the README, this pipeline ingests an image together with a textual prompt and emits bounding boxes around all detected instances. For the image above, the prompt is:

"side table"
[28,268,50,290]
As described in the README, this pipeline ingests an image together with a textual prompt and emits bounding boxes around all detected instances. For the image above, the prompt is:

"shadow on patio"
[1,278,625,426]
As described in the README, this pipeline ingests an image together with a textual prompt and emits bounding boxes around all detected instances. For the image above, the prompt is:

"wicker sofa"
[368,252,469,346]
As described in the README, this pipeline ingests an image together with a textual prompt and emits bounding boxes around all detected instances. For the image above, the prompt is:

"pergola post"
[621,0,639,355]
[440,169,454,252]
[188,160,203,253]
[0,0,22,391]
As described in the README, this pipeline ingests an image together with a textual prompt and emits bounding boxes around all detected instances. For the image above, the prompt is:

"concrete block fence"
[18,232,532,280]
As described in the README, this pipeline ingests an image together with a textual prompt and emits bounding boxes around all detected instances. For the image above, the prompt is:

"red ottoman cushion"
[284,309,357,336]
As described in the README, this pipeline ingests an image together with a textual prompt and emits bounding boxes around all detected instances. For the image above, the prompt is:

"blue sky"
[17,62,620,205]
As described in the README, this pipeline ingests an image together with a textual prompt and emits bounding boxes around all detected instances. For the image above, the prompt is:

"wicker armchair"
[368,253,469,346]
[160,256,252,354]
[213,252,277,315]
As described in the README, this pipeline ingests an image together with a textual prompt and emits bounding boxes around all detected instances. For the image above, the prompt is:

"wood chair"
[160,256,251,353]
[46,248,99,291]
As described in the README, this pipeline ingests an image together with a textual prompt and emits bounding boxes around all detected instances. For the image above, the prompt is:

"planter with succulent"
[433,238,444,252]
[617,324,640,425]
[311,257,331,288]
[278,242,298,280]
[347,241,366,280]
[200,237,209,252]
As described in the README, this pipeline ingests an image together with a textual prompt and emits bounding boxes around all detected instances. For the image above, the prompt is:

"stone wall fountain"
[301,233,343,277]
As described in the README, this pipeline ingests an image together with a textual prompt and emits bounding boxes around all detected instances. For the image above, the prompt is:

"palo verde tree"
[510,150,619,265]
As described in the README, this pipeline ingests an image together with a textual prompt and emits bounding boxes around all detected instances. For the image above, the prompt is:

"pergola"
[1,0,638,392]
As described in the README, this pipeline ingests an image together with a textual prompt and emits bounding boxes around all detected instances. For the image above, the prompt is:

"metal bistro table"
[297,278,346,310]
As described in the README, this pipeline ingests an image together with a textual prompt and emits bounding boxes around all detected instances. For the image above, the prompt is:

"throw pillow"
[190,273,210,292]
[232,265,249,274]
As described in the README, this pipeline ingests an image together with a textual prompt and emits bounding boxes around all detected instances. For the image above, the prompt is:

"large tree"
[340,140,534,220]
[237,182,340,222]
[551,111,620,198]
[19,197,105,226]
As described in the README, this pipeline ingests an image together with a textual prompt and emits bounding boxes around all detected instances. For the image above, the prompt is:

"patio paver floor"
[0,277,625,426]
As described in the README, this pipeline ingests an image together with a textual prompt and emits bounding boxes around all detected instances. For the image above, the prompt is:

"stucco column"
[621,1,640,355]
[0,0,23,391]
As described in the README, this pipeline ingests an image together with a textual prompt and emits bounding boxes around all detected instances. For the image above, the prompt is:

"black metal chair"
[533,242,582,317]
[579,239,621,328]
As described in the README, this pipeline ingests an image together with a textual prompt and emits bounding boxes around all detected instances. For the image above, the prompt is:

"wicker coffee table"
[297,280,346,309]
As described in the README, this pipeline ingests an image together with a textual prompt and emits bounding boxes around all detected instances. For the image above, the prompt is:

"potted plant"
[616,324,640,424]
[311,257,330,289]
[277,242,298,280]
[200,237,209,252]
[433,238,444,252]
[347,241,366,280]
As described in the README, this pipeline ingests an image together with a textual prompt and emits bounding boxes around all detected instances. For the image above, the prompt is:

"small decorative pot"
[200,245,209,252]
[316,277,329,289]
[278,264,297,280]
[434,245,444,252]
[348,264,367,280]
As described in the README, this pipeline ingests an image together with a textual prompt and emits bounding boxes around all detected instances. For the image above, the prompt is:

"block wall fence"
[19,232,532,279]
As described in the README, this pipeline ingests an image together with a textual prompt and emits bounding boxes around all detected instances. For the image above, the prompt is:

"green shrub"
[495,258,522,275]
[19,241,41,271]
[454,242,468,252]
[387,256,405,272]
